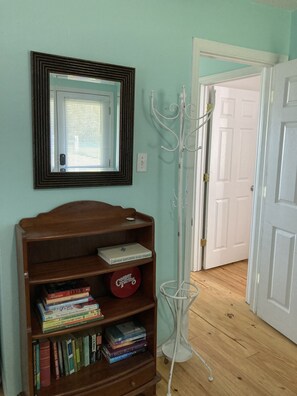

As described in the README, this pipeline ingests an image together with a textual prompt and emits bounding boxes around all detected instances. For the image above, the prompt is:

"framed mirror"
[31,51,135,188]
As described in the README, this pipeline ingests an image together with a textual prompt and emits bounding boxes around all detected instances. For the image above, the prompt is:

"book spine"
[104,340,147,358]
[83,334,90,367]
[43,292,90,305]
[96,330,102,361]
[72,338,77,372]
[103,348,145,364]
[42,315,104,333]
[45,285,91,299]
[50,339,60,380]
[109,251,152,264]
[61,339,69,376]
[32,341,37,389]
[41,310,101,328]
[74,338,81,371]
[66,337,75,375]
[39,339,51,387]
[37,301,100,321]
[57,340,64,377]
[36,342,40,390]
[89,331,96,364]
[43,296,93,311]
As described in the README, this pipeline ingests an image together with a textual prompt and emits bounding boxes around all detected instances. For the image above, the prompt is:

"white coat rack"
[151,86,214,396]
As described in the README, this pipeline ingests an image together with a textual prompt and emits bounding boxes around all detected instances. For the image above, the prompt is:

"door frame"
[186,38,288,311]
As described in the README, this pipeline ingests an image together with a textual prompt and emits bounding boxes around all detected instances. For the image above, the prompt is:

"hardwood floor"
[156,261,297,396]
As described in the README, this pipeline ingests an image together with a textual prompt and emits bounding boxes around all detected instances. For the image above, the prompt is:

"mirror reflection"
[50,73,120,173]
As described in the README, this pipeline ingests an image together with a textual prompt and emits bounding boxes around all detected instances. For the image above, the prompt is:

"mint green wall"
[289,10,297,59]
[0,0,292,394]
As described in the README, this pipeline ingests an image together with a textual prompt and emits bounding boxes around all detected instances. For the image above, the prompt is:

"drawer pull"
[130,380,136,387]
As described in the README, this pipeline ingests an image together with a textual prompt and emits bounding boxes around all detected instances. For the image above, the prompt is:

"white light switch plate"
[137,153,147,172]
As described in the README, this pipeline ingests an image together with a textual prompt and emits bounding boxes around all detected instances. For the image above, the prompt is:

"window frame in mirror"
[31,51,135,188]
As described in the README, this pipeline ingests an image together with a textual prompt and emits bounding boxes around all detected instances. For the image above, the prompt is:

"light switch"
[137,153,147,172]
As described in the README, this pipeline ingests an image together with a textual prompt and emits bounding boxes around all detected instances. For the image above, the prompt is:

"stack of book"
[33,329,102,390]
[36,279,104,333]
[102,319,147,364]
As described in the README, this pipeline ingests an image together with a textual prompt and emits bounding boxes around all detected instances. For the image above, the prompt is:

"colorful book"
[39,309,102,330]
[37,299,99,321]
[39,339,51,387]
[72,335,81,371]
[43,279,90,299]
[43,291,90,305]
[102,347,146,364]
[65,336,75,375]
[42,295,94,311]
[103,339,147,358]
[41,314,104,333]
[97,243,152,264]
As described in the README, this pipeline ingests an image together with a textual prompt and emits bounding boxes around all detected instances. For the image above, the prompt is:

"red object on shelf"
[107,267,141,298]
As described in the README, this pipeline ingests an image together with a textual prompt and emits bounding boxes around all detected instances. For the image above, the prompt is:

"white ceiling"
[253,0,297,10]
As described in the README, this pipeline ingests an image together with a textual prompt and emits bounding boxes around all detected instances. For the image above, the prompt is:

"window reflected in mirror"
[49,73,120,173]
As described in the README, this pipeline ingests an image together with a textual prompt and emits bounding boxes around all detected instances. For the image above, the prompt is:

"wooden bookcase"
[16,201,159,396]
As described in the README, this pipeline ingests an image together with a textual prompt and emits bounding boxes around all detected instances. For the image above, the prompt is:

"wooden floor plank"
[157,261,297,396]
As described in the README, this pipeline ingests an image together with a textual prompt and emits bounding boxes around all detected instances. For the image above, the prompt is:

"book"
[43,279,90,299]
[89,330,97,364]
[39,339,51,387]
[104,319,146,344]
[97,243,152,265]
[82,332,90,367]
[57,339,64,377]
[102,347,146,364]
[37,298,99,321]
[96,329,102,361]
[65,336,75,375]
[50,338,60,380]
[41,314,104,333]
[32,340,38,389]
[43,292,90,305]
[35,342,40,390]
[102,339,147,358]
[104,336,146,350]
[42,295,94,311]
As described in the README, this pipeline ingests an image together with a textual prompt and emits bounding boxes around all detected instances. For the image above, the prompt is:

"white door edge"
[185,38,288,313]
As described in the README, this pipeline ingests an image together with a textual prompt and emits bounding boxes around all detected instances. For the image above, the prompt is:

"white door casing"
[257,59,297,344]
[204,86,259,269]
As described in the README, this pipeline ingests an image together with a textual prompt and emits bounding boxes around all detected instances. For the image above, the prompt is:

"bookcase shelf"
[16,201,159,396]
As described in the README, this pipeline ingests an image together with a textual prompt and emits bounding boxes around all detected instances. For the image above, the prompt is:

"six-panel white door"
[204,86,259,269]
[257,59,297,344]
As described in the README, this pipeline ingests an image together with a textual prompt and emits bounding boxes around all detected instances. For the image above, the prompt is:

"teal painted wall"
[0,0,292,394]
[289,10,297,59]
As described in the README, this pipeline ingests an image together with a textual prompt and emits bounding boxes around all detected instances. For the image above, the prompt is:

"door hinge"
[200,238,207,247]
[270,90,274,104]
[203,173,209,183]
[257,273,260,284]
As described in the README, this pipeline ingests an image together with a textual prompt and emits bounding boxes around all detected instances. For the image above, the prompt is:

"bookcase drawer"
[80,362,155,396]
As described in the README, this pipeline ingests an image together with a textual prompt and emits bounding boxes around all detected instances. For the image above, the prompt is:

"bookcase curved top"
[17,201,154,241]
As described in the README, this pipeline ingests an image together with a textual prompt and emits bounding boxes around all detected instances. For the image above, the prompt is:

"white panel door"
[204,86,259,269]
[257,59,297,343]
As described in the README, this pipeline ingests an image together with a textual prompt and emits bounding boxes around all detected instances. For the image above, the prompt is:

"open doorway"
[201,75,261,277]
[188,39,288,310]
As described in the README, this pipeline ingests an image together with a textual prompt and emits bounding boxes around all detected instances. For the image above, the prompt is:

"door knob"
[250,185,254,192]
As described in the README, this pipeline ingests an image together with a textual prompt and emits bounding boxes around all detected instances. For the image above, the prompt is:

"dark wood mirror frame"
[31,51,135,188]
